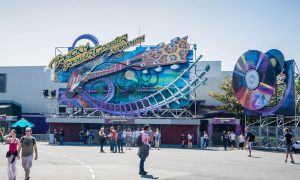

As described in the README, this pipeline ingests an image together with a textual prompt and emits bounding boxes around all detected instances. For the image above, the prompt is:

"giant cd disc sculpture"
[232,49,295,116]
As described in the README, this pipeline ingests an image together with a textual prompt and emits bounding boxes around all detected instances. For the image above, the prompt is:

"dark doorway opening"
[211,124,235,146]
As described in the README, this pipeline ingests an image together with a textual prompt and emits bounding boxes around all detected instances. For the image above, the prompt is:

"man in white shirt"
[230,132,236,149]
[203,131,209,148]
[238,133,245,150]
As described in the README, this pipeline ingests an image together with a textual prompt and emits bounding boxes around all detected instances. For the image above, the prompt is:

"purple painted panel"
[22,114,48,134]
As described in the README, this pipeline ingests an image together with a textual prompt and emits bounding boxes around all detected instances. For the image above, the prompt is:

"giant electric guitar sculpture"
[53,35,211,116]
[66,36,190,97]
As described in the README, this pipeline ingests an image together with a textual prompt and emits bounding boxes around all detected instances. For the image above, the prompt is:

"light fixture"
[50,90,56,98]
[43,89,49,98]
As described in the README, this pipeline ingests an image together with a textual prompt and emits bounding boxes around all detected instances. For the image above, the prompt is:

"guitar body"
[65,36,190,101]
[66,68,84,98]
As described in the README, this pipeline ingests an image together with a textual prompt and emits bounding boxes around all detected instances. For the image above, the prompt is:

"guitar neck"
[85,60,130,81]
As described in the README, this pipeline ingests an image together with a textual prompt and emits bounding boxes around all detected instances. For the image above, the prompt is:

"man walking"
[202,131,209,148]
[284,128,295,164]
[222,131,228,151]
[117,126,124,153]
[18,127,38,180]
[137,125,150,175]
[59,128,65,145]
[109,126,117,153]
[245,127,255,157]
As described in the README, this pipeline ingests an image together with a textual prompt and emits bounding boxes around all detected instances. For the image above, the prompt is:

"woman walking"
[187,131,193,149]
[154,128,161,150]
[125,129,132,150]
[4,129,20,180]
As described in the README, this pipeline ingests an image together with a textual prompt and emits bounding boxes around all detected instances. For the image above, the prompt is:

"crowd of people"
[95,126,162,153]
[0,126,296,179]
[220,128,255,157]
[181,131,194,148]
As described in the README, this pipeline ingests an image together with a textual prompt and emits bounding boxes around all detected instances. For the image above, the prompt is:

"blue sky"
[0,0,299,70]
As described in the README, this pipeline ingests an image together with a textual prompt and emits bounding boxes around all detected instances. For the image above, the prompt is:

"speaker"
[58,106,67,114]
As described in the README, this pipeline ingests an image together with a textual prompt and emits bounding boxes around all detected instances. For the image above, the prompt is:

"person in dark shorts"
[98,127,106,152]
[284,128,295,164]
[117,126,124,153]
[137,125,150,175]
[245,127,254,157]
[181,131,187,148]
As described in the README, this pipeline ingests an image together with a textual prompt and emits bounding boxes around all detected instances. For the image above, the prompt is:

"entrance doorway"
[211,124,235,145]
[207,118,241,146]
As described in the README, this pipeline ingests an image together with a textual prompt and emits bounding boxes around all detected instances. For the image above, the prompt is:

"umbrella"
[11,118,35,128]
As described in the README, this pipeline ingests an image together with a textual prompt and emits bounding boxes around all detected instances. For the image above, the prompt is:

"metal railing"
[250,126,300,149]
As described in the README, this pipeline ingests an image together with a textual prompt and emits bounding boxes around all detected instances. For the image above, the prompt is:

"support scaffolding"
[247,115,300,149]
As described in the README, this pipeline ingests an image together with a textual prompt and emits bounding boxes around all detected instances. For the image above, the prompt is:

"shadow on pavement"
[250,156,261,158]
[141,174,159,179]
[291,162,300,165]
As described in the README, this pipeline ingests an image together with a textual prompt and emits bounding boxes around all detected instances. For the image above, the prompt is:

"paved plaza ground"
[0,143,299,180]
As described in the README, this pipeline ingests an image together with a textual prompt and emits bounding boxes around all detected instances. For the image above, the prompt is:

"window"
[0,74,7,93]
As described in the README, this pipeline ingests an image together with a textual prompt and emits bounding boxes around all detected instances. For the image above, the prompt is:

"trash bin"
[49,134,54,144]
[200,137,204,148]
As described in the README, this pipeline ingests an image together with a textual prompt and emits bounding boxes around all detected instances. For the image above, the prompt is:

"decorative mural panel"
[49,34,194,116]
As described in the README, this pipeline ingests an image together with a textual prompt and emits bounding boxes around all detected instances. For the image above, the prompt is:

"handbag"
[6,139,16,158]
[6,151,11,158]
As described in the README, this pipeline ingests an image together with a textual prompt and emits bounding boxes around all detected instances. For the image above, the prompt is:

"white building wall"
[0,66,63,113]
[0,62,232,113]
[192,61,232,106]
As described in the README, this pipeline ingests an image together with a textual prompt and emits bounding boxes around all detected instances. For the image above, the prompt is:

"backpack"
[136,133,143,146]
[249,132,255,142]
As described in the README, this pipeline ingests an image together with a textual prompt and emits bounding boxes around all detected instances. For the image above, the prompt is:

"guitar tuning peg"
[155,66,162,72]
[142,69,149,74]
[171,37,180,43]
[171,64,180,70]
[157,42,165,48]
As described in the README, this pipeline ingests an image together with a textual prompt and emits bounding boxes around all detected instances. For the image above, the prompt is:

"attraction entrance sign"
[48,34,210,116]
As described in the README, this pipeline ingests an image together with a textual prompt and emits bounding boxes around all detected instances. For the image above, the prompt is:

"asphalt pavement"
[0,143,299,180]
